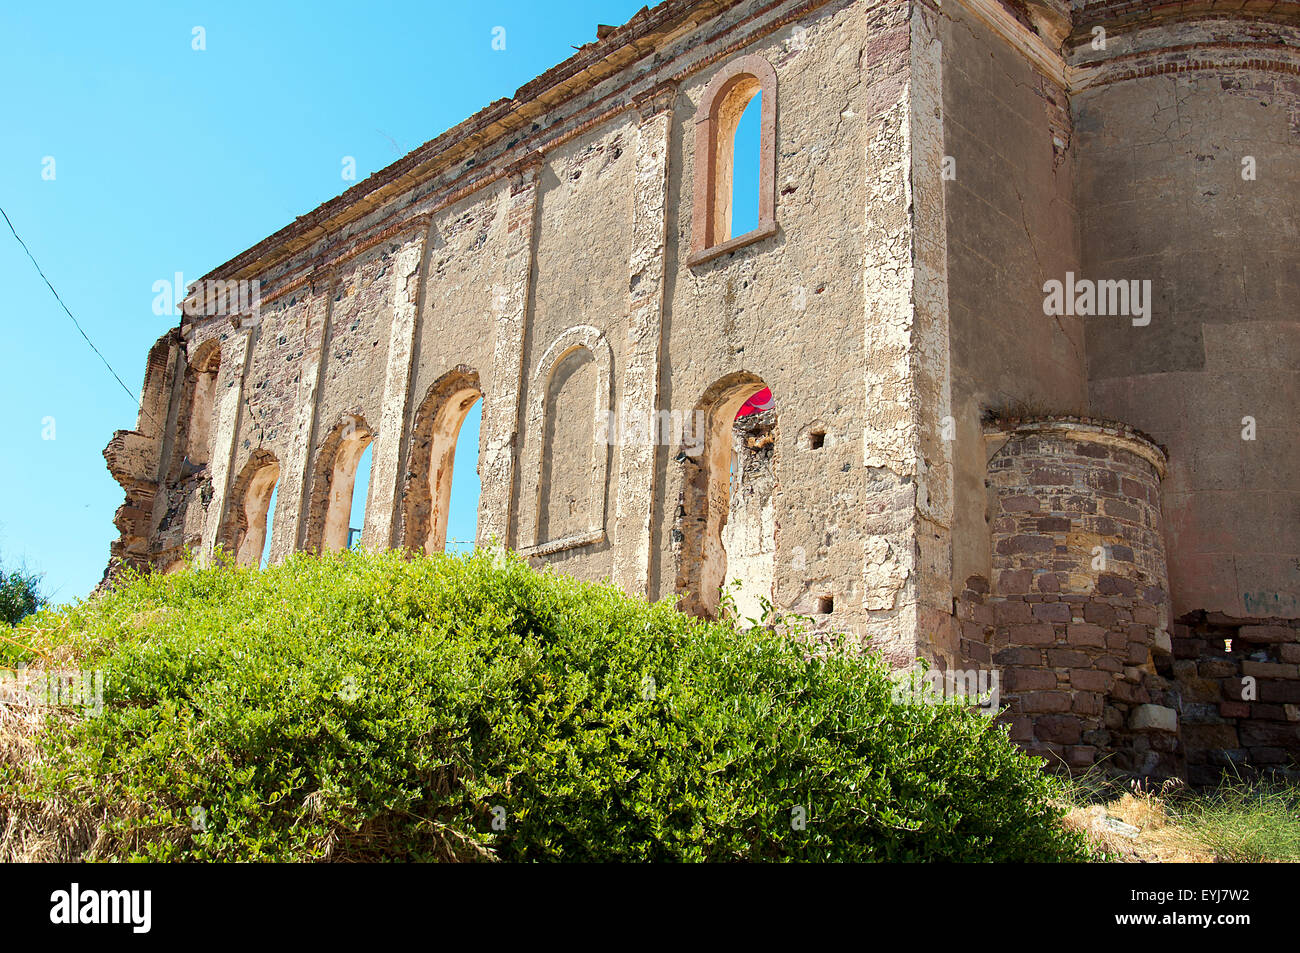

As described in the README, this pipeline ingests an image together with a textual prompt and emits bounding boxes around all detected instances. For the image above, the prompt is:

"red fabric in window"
[735,387,773,418]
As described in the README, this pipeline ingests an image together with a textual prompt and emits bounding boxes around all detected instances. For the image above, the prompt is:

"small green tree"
[0,563,45,625]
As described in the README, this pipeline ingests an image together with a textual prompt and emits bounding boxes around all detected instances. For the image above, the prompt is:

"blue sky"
[1,0,760,604]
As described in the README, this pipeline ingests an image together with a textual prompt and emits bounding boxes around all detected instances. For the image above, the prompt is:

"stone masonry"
[105,0,1299,780]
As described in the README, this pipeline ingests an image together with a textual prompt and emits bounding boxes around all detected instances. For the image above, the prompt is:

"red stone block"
[1035,572,1061,593]
[1021,691,1072,713]
[996,534,1054,556]
[996,601,1034,624]
[1065,745,1097,767]
[1067,623,1107,647]
[1259,680,1300,704]
[1070,669,1112,692]
[1006,668,1057,691]
[1084,602,1117,625]
[1033,602,1073,623]
[1048,648,1090,668]
[1036,714,1081,745]
[994,647,1042,666]
[1239,625,1294,644]
[1072,692,1103,716]
[1009,623,1056,646]
[997,569,1032,594]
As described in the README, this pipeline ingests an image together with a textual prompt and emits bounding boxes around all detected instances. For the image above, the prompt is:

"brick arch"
[674,371,775,619]
[304,412,375,553]
[219,449,280,566]
[400,365,483,555]
[690,53,777,260]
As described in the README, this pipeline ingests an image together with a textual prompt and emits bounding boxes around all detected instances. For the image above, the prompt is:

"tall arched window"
[675,373,777,620]
[221,450,280,567]
[348,444,372,549]
[180,339,221,470]
[402,366,483,555]
[517,326,613,556]
[306,414,375,553]
[689,54,777,265]
[730,92,762,237]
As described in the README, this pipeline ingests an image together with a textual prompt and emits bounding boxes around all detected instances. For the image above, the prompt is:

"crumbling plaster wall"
[1071,13,1300,623]
[118,0,927,630]
[112,0,1086,665]
[652,0,934,660]
[513,122,636,571]
[103,0,955,667]
[937,0,1088,615]
[102,0,1300,781]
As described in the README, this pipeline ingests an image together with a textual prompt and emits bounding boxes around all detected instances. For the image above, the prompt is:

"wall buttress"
[363,230,430,548]
[479,160,541,549]
[201,326,254,562]
[270,278,334,560]
[612,88,674,597]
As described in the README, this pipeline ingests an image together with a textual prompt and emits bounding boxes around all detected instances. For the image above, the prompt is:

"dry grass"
[1061,773,1300,863]
[1063,790,1217,862]
[0,672,101,863]
[0,657,186,863]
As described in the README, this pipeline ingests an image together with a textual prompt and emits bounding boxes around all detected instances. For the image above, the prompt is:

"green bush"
[2,549,1087,861]
[0,563,44,625]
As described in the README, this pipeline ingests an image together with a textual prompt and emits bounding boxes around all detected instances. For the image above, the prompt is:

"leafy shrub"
[1,549,1087,861]
[0,563,44,625]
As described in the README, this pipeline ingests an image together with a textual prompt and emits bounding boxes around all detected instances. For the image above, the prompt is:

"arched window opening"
[348,443,372,549]
[675,374,777,620]
[445,401,482,555]
[306,415,375,553]
[689,54,777,263]
[221,450,280,567]
[402,367,483,555]
[539,347,599,545]
[722,387,777,622]
[177,340,221,473]
[728,91,762,239]
[261,482,279,568]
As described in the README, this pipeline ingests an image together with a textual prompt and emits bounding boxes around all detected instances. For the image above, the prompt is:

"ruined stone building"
[104,0,1299,781]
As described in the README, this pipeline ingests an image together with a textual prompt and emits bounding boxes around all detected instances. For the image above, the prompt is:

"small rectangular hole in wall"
[807,430,825,450]
[816,595,833,614]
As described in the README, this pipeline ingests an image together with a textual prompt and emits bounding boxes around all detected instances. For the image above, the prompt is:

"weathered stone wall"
[1070,10,1300,624]
[105,0,938,660]
[938,0,1088,616]
[102,330,181,579]
[1170,616,1300,784]
[965,418,1178,776]
[102,0,1298,780]
[653,0,923,656]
